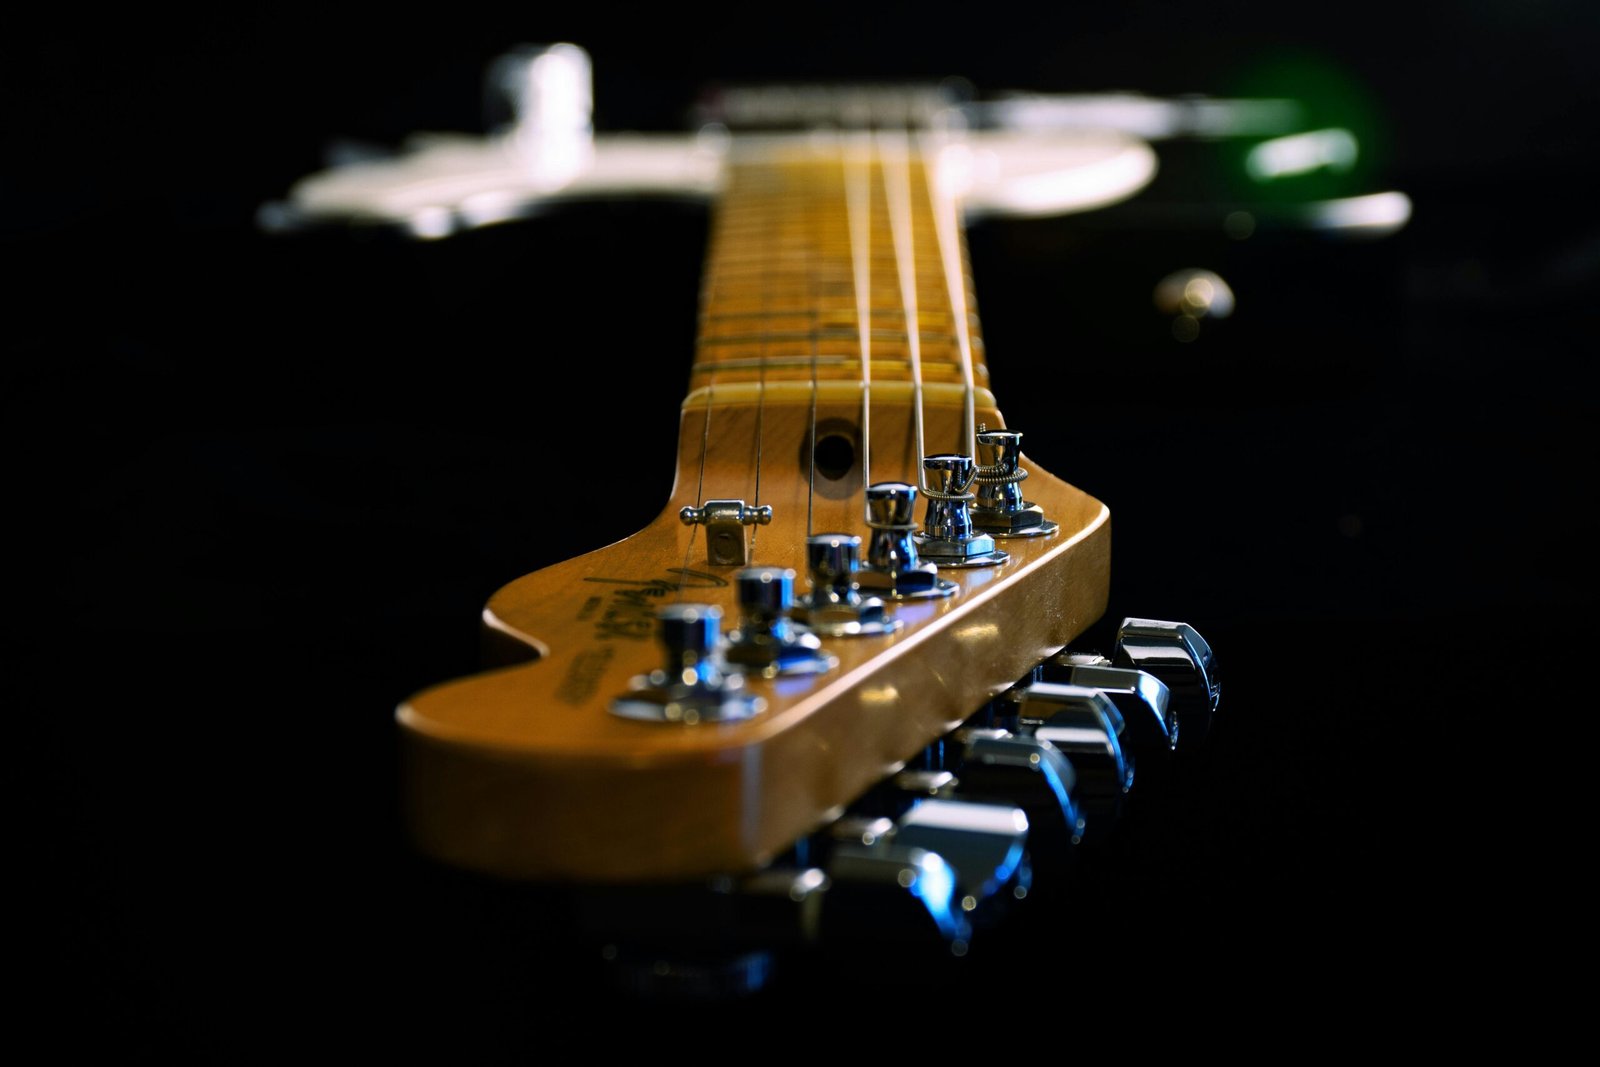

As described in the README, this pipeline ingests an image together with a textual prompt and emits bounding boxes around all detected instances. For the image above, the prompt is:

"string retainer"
[679,499,773,567]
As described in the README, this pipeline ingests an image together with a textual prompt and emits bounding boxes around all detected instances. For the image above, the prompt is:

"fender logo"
[581,569,729,641]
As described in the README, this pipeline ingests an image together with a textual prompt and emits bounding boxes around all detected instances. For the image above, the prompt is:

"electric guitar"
[274,46,1218,969]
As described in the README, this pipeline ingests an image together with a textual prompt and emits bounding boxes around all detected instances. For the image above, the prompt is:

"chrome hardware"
[679,499,773,567]
[724,567,836,678]
[1040,656,1177,767]
[1113,618,1219,751]
[914,456,1009,568]
[824,845,969,947]
[793,534,902,638]
[971,427,1058,537]
[829,816,896,847]
[610,604,765,724]
[1154,268,1234,343]
[857,483,958,600]
[893,769,958,798]
[893,800,1030,906]
[1013,684,1132,837]
[956,732,1083,854]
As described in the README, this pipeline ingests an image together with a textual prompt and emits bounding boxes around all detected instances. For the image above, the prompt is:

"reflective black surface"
[11,3,1592,1049]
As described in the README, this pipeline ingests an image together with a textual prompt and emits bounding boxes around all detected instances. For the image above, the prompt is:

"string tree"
[679,500,773,567]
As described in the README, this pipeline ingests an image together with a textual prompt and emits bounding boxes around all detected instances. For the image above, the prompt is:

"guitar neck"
[397,133,1113,883]
[690,141,993,433]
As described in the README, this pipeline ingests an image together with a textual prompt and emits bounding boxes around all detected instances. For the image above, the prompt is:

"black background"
[10,3,1594,1049]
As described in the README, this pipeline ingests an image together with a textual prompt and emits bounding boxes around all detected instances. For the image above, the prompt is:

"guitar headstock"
[269,44,1220,964]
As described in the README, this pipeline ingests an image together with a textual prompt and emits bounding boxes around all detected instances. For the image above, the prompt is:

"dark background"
[10,3,1593,1048]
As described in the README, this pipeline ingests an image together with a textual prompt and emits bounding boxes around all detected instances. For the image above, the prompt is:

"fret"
[692,148,987,398]
[701,308,972,326]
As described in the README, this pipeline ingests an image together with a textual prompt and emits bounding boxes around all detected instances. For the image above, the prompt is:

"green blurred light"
[1246,128,1359,181]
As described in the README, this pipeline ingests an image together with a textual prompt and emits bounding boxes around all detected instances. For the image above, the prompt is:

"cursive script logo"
[581,569,729,641]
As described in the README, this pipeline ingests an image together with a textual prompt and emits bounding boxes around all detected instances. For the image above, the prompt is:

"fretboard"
[689,141,990,406]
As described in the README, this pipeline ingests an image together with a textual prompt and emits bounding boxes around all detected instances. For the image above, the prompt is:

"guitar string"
[678,168,730,600]
[679,369,714,602]
[748,157,773,562]
[882,127,928,487]
[922,128,978,459]
[806,148,822,539]
[844,131,874,518]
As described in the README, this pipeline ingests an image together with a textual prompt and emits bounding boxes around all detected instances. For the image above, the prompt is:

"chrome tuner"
[610,604,765,724]
[857,483,958,600]
[679,499,773,567]
[1013,683,1132,838]
[971,426,1057,537]
[724,567,837,677]
[794,534,902,638]
[1040,653,1177,771]
[914,456,1009,568]
[1113,618,1219,750]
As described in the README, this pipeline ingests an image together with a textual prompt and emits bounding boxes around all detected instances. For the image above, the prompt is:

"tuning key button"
[892,799,1030,916]
[825,844,970,950]
[1113,618,1219,751]
[1014,683,1132,837]
[954,732,1082,876]
[725,567,837,677]
[1039,658,1176,771]
[794,534,902,637]
[610,604,765,724]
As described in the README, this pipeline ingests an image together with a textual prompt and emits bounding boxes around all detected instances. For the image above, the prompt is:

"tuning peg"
[857,483,957,599]
[953,730,1082,879]
[970,427,1058,537]
[724,567,836,677]
[824,845,970,952]
[1113,618,1219,751]
[1039,653,1177,776]
[914,456,1009,567]
[891,799,1031,917]
[1013,683,1132,837]
[794,534,902,637]
[610,604,765,724]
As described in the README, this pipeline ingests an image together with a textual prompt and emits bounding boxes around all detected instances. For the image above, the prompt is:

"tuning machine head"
[794,534,903,637]
[857,483,958,600]
[970,427,1057,537]
[914,456,1009,568]
[725,567,837,677]
[1113,618,1219,751]
[611,604,765,724]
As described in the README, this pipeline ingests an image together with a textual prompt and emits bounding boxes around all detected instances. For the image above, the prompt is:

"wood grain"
[395,142,1110,882]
